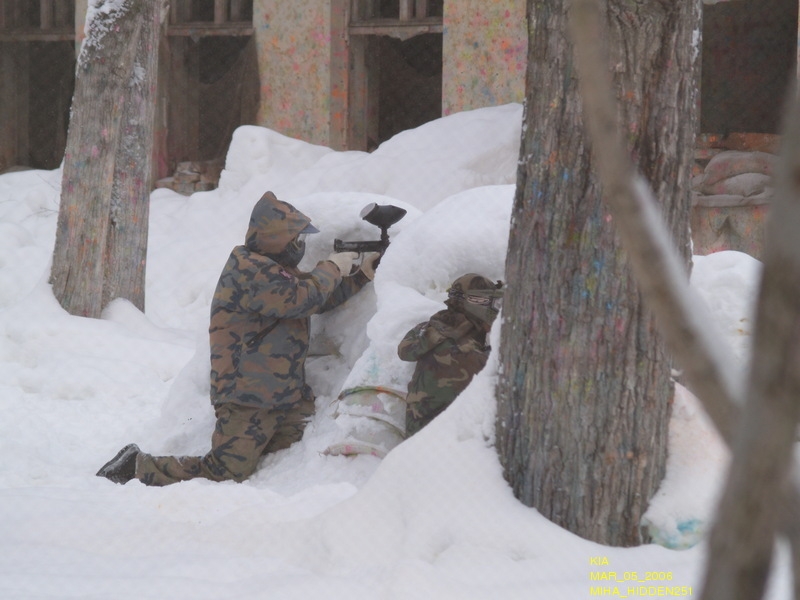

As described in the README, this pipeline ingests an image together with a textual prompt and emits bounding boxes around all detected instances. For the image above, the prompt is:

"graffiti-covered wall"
[254,0,335,147]
[442,0,527,115]
[252,0,527,148]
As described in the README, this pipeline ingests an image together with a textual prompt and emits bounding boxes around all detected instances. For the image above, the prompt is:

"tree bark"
[50,0,165,317]
[568,0,800,594]
[496,0,698,546]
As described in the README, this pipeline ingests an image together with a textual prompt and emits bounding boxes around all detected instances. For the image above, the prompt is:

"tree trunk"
[50,0,164,317]
[566,0,800,593]
[569,1,800,593]
[496,0,698,546]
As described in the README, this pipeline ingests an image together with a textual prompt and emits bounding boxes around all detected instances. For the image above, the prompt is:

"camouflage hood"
[245,191,313,255]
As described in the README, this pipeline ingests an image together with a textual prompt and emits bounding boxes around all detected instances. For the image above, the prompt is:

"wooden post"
[15,0,28,28]
[214,0,227,24]
[230,0,245,21]
[167,36,199,166]
[170,1,189,25]
[16,42,28,164]
[351,0,375,21]
[0,0,11,29]
[400,0,412,21]
[41,0,54,29]
[416,0,429,19]
[154,13,170,180]
[349,36,365,149]
[365,39,379,148]
[54,0,70,27]
[0,45,17,171]
[330,0,349,150]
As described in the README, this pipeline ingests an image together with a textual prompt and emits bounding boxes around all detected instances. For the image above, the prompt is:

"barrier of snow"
[323,185,514,457]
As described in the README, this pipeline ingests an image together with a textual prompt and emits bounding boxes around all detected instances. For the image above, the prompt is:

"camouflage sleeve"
[397,318,449,362]
[246,258,343,320]
[319,269,371,314]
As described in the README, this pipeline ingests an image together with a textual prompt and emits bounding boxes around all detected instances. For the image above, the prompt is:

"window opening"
[0,1,76,172]
[168,0,253,27]
[0,0,75,35]
[701,0,798,135]
[351,0,444,22]
[162,0,256,192]
[347,0,443,151]
[377,34,442,146]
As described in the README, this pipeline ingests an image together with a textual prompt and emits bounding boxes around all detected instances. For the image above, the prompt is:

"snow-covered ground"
[0,103,787,599]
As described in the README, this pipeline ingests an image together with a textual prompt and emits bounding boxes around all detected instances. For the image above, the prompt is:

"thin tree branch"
[699,82,800,599]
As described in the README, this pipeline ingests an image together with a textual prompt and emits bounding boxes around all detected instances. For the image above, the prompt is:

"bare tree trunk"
[568,0,800,595]
[50,0,165,317]
[496,0,698,547]
[567,0,741,440]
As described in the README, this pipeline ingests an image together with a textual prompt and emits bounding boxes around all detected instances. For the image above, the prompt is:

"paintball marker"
[333,203,407,256]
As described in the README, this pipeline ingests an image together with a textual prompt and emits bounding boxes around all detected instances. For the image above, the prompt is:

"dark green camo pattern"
[398,308,490,436]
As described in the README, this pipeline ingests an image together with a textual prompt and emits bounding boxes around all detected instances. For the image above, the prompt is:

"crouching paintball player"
[97,191,379,486]
[398,274,503,437]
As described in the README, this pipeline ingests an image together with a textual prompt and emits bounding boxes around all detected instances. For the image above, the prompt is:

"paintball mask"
[273,222,318,268]
[446,274,504,326]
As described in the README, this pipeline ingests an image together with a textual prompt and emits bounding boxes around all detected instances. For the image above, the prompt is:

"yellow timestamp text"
[587,557,692,597]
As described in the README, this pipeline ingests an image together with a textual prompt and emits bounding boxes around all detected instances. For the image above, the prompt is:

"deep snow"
[0,103,789,599]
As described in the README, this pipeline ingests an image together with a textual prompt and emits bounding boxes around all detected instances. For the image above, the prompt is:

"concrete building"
[0,0,526,174]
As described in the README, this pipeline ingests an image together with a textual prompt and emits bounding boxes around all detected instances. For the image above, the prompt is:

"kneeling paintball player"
[97,191,378,486]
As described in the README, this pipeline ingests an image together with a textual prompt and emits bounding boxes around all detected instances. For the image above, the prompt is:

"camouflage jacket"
[398,308,490,435]
[209,193,370,409]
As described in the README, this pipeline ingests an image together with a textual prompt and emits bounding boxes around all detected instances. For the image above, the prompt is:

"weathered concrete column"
[441,0,527,115]
[254,0,336,147]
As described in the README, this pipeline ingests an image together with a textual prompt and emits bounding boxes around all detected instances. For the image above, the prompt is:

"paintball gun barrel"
[333,203,407,255]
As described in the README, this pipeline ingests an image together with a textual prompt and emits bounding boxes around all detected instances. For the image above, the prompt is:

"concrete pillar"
[441,0,527,115]
[254,0,335,146]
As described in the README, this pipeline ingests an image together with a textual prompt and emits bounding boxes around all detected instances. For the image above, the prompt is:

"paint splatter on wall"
[254,0,527,146]
[442,0,527,115]
[255,0,334,147]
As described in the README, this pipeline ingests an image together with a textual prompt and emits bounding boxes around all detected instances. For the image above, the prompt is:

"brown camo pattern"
[209,191,370,409]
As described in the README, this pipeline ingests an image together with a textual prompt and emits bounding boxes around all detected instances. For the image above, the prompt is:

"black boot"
[96,444,140,484]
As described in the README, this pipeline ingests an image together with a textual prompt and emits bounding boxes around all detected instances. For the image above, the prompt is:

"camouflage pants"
[135,398,314,486]
[405,395,452,437]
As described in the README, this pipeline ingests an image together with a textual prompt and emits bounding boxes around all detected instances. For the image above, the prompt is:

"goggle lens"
[466,295,490,305]
[465,293,503,312]
[289,234,307,250]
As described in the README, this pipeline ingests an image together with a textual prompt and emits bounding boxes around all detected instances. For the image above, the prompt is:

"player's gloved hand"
[360,252,381,280]
[327,252,358,275]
